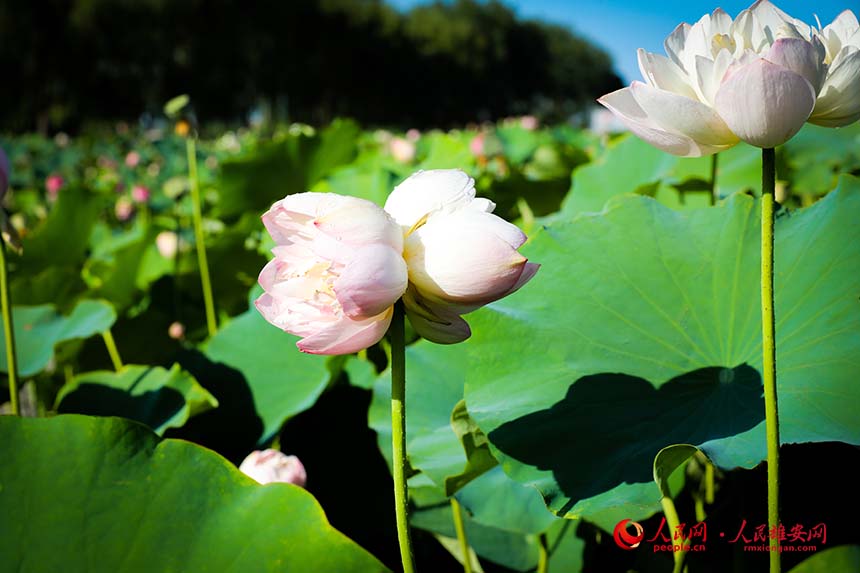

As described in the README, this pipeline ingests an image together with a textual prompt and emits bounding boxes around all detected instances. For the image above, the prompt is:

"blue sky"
[388,0,853,83]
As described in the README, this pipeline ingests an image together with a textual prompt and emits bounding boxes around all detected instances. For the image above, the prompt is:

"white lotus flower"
[599,1,859,155]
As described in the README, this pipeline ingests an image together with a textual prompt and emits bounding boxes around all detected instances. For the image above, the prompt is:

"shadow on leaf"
[489,365,764,515]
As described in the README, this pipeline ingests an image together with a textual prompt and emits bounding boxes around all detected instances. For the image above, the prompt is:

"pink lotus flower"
[256,193,408,355]
[0,147,9,200]
[383,169,539,343]
[239,449,307,487]
[167,321,185,340]
[131,185,150,204]
[469,133,486,157]
[156,231,179,259]
[45,174,64,199]
[115,197,134,221]
[125,151,141,168]
[520,115,539,130]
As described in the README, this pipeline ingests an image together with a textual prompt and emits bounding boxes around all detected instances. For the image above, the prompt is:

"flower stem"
[0,237,19,415]
[101,329,123,371]
[761,147,781,573]
[661,496,686,573]
[537,532,549,573]
[186,136,217,338]
[709,153,718,206]
[451,498,473,573]
[391,300,416,573]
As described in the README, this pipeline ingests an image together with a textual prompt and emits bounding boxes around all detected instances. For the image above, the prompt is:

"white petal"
[404,210,528,305]
[630,81,739,146]
[694,50,734,106]
[714,59,816,148]
[384,169,476,231]
[598,87,733,157]
[810,46,860,127]
[313,199,403,251]
[664,22,692,70]
[296,307,393,355]
[637,49,698,99]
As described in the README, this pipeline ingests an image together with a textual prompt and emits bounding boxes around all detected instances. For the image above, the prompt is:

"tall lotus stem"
[0,237,19,415]
[537,532,549,573]
[186,136,217,337]
[101,329,123,371]
[709,153,718,206]
[761,147,780,572]
[451,498,472,573]
[391,301,416,573]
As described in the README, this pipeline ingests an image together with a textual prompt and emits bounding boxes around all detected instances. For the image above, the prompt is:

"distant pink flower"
[115,197,134,221]
[45,174,64,199]
[389,137,416,163]
[256,193,408,355]
[156,231,179,258]
[0,147,9,199]
[131,185,150,204]
[168,321,185,340]
[469,133,486,157]
[239,449,307,487]
[520,115,539,130]
[125,151,141,168]
[406,128,421,142]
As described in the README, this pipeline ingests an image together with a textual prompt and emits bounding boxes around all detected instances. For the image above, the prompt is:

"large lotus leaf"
[417,131,475,171]
[215,119,359,219]
[56,364,218,434]
[205,302,332,443]
[784,122,860,196]
[464,175,860,519]
[0,415,388,572]
[412,501,583,573]
[368,341,558,536]
[788,545,860,573]
[1,299,116,376]
[561,136,761,217]
[12,185,101,273]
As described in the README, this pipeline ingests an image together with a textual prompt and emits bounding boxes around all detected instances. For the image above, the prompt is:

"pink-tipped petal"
[334,244,407,318]
[765,38,826,93]
[313,199,403,251]
[297,308,393,355]
[714,58,815,148]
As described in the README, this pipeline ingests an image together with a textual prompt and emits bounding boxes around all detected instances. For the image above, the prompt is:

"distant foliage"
[0,0,621,131]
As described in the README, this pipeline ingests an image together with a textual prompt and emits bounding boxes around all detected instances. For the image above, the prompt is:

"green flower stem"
[451,498,473,573]
[661,496,686,573]
[537,532,549,573]
[101,329,123,371]
[185,136,217,338]
[709,153,719,206]
[705,461,715,505]
[761,147,781,573]
[391,301,416,573]
[0,237,19,415]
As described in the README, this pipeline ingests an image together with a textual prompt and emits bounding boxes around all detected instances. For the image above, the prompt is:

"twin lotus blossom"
[255,169,538,355]
[599,1,860,155]
[239,449,307,487]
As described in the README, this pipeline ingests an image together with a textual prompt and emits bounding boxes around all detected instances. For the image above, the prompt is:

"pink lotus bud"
[0,147,9,200]
[131,185,151,204]
[384,169,539,344]
[125,151,141,168]
[115,197,134,221]
[239,449,307,487]
[156,231,179,259]
[389,137,416,163]
[256,193,408,355]
[168,321,185,340]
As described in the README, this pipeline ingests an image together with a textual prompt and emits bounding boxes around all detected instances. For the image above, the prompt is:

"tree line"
[0,0,621,131]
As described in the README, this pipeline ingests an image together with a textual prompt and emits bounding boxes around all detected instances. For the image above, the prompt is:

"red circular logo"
[613,519,645,550]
